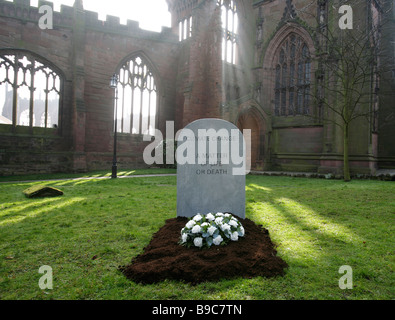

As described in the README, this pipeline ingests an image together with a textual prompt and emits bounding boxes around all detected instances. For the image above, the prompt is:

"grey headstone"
[176,118,246,219]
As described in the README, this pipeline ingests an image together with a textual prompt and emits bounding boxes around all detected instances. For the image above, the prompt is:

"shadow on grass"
[0,175,393,299]
[244,177,383,271]
[0,197,87,227]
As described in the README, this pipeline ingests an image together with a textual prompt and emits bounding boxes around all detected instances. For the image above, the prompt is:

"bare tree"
[301,0,392,181]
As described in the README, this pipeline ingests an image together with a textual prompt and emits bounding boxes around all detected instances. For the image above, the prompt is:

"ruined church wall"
[0,0,75,175]
[0,0,179,175]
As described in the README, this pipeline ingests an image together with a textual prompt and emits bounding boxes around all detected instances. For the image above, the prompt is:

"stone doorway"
[237,111,263,170]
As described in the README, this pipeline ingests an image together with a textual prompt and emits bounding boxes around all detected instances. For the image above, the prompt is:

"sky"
[29,0,171,32]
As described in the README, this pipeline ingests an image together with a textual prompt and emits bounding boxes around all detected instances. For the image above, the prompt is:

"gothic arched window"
[115,55,157,136]
[179,16,193,41]
[0,51,62,128]
[217,0,238,64]
[274,34,311,116]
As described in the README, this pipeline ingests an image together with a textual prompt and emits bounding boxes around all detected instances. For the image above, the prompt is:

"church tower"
[166,0,255,129]
[166,0,222,129]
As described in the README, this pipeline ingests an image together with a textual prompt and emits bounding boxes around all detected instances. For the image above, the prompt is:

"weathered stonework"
[0,0,394,176]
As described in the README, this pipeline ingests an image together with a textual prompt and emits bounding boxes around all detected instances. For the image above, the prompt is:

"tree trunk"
[343,123,351,182]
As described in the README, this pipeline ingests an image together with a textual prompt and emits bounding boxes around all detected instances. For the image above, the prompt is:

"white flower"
[194,237,203,248]
[186,220,196,229]
[229,220,238,228]
[180,212,245,248]
[215,217,223,225]
[208,226,217,236]
[231,232,239,241]
[193,214,203,222]
[220,223,231,232]
[213,235,223,246]
[192,225,202,234]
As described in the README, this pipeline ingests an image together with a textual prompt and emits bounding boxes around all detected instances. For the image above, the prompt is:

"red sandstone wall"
[0,0,179,175]
[0,0,74,175]
[0,0,393,176]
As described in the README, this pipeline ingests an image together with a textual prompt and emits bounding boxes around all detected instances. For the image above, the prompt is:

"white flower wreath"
[180,213,245,248]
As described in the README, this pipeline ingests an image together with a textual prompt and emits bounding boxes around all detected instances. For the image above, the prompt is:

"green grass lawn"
[0,168,177,183]
[0,170,394,300]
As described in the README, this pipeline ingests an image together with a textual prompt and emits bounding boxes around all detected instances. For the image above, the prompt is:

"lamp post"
[109,74,119,179]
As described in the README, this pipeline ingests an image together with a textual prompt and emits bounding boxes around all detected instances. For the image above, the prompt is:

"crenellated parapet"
[0,0,177,42]
[83,9,176,42]
[0,0,73,27]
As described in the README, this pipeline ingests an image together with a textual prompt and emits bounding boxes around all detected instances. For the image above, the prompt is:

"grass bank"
[0,171,393,300]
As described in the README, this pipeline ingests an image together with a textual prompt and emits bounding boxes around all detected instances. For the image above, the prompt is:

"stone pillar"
[172,0,222,127]
[71,0,87,172]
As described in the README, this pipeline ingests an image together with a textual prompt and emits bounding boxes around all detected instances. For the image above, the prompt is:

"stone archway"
[237,112,261,170]
[236,101,270,171]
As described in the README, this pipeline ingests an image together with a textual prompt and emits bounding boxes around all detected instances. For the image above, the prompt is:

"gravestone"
[176,118,248,219]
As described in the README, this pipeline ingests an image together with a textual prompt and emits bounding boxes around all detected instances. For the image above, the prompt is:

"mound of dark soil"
[120,217,288,284]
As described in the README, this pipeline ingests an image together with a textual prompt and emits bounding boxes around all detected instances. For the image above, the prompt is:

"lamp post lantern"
[110,74,119,179]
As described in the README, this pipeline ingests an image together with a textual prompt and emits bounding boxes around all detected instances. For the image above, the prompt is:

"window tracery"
[0,51,61,128]
[217,0,238,64]
[115,55,157,135]
[274,34,311,116]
